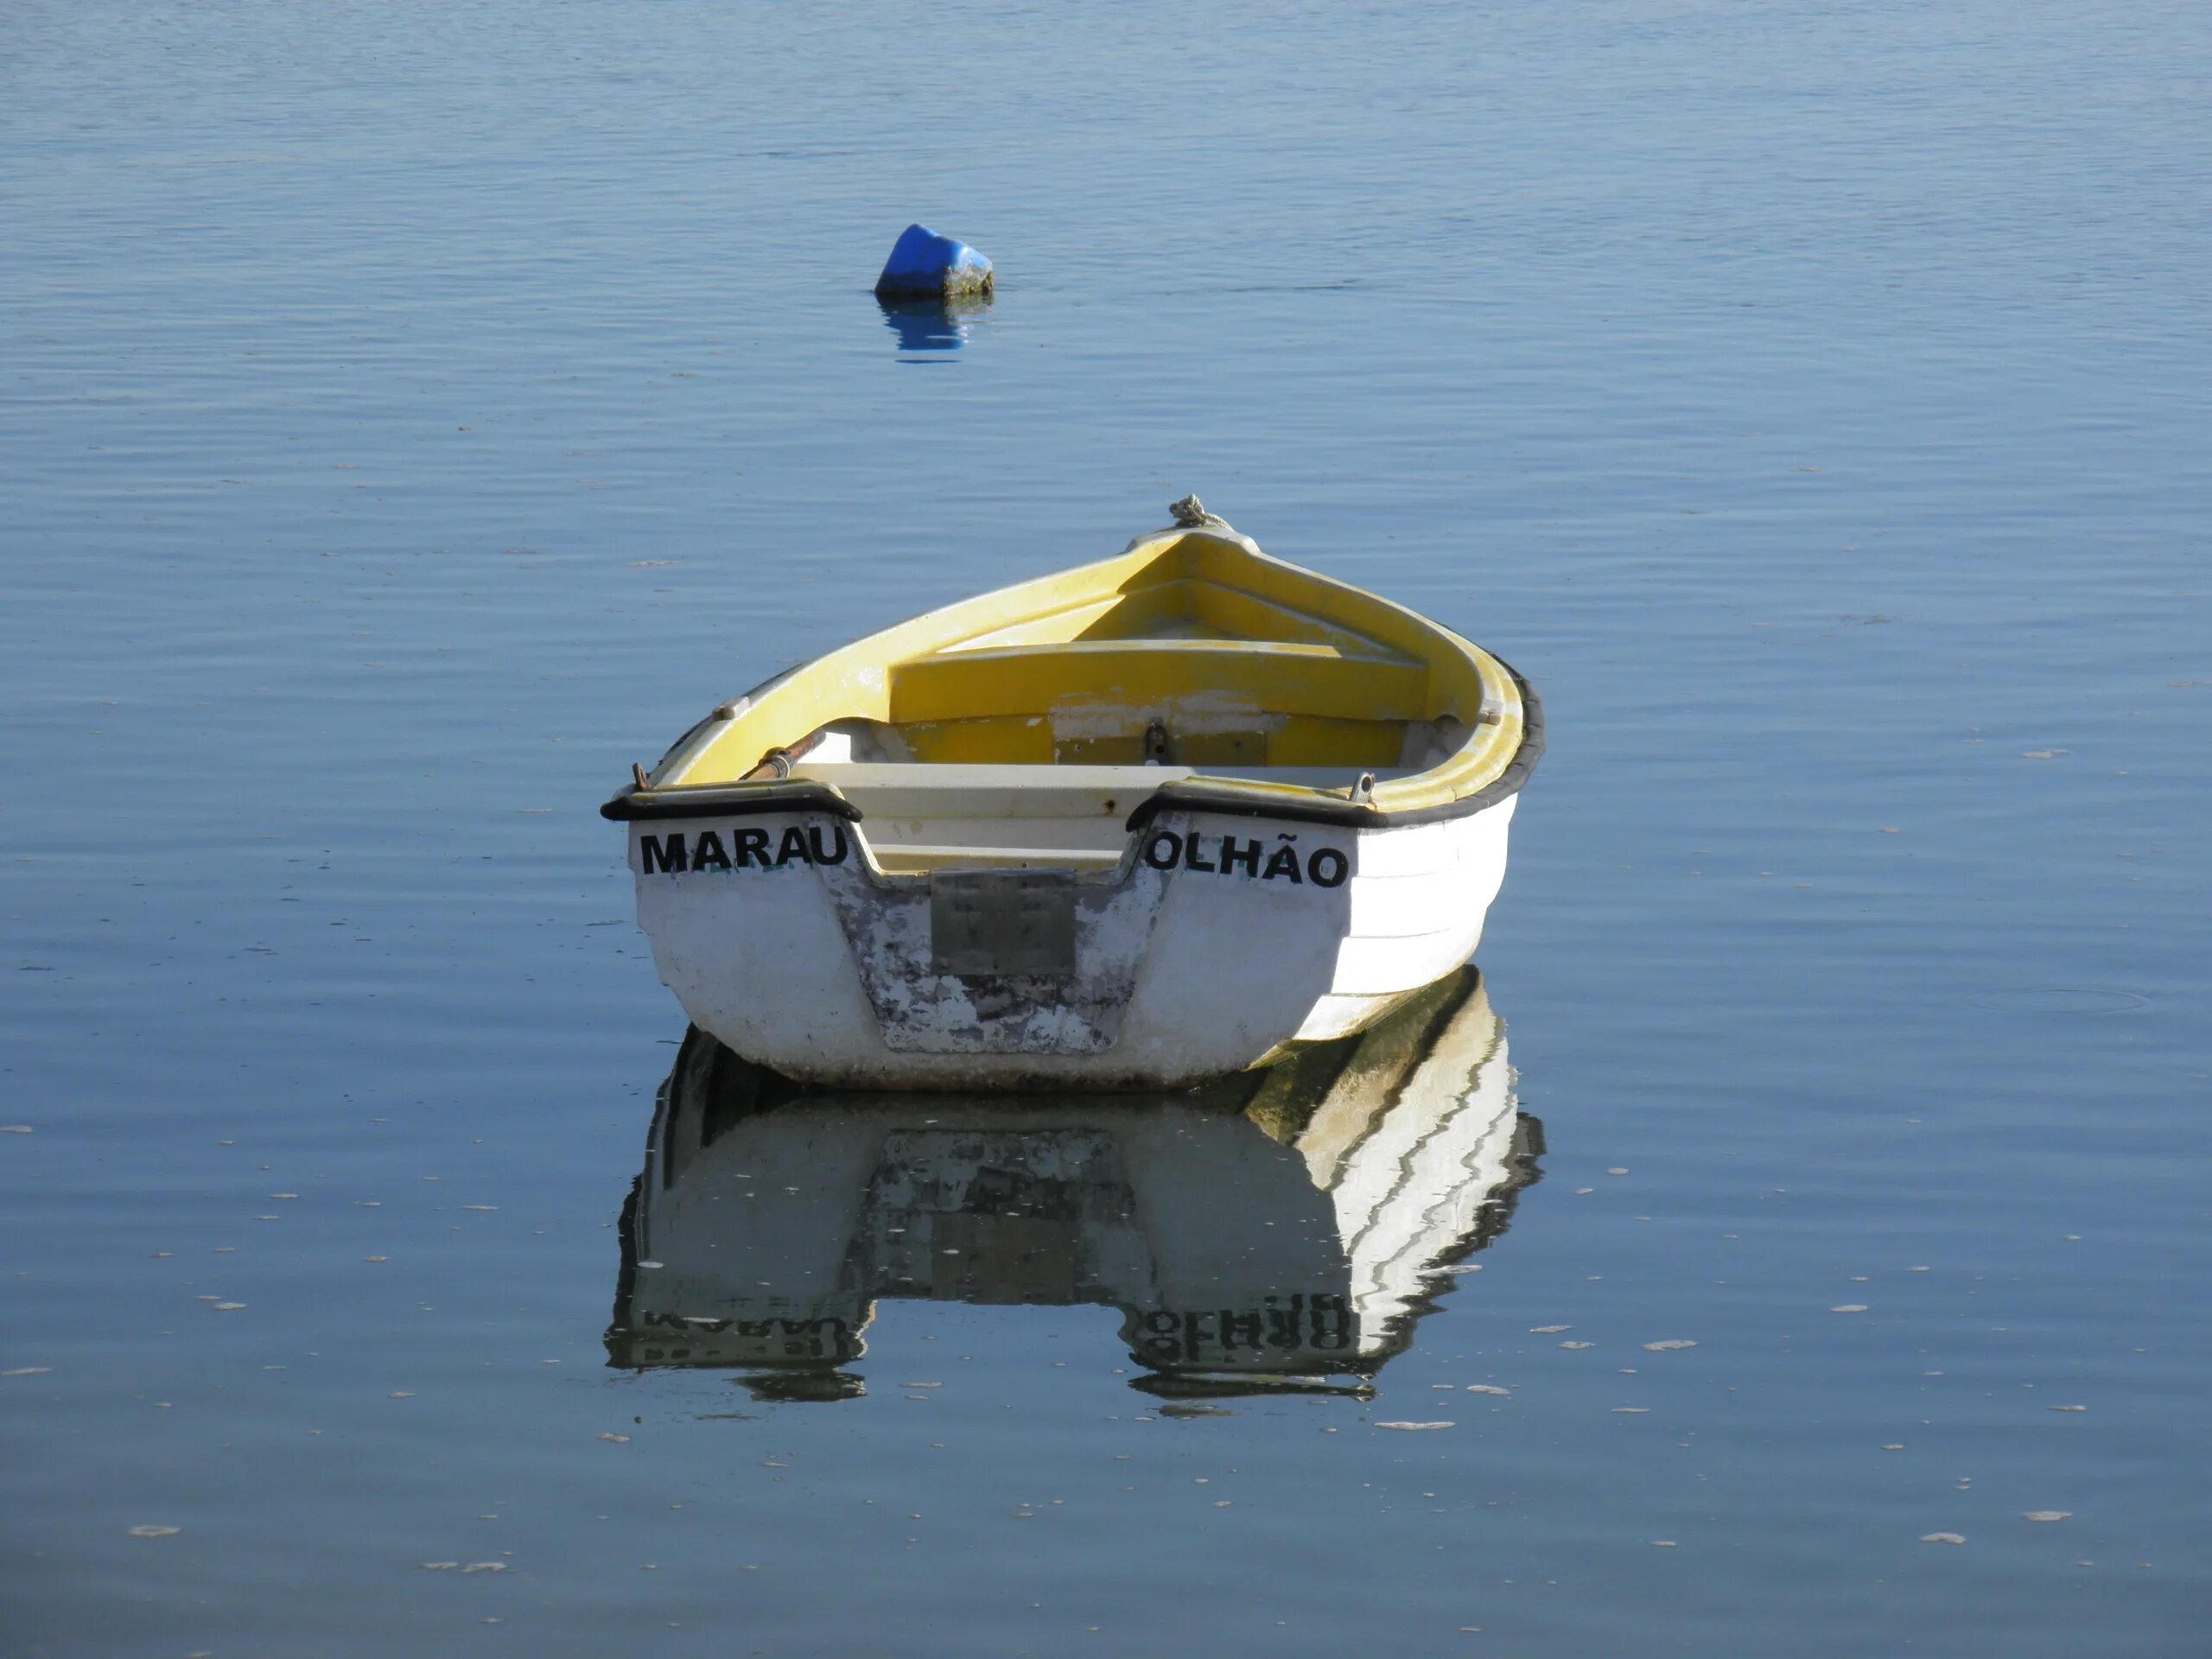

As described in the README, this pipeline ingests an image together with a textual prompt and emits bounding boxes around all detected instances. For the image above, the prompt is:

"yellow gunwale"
[620,521,1534,823]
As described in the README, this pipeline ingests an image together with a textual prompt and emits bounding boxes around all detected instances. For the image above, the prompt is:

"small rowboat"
[601,500,1541,1090]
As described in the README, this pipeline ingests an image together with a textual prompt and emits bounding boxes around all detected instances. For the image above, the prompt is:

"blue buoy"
[874,223,994,301]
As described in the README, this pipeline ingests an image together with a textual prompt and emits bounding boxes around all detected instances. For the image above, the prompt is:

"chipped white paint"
[628,790,1516,1090]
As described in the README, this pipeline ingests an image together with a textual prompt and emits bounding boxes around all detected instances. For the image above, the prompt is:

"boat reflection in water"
[607,968,1541,1402]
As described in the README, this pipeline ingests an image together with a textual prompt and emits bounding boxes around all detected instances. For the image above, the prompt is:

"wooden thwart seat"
[886,639,1431,725]
[788,760,1420,875]
[788,761,1417,817]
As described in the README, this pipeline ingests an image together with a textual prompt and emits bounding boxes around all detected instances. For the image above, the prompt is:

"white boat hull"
[628,795,1516,1090]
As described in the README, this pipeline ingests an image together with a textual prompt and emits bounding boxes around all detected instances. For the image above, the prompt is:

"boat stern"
[613,792,1513,1090]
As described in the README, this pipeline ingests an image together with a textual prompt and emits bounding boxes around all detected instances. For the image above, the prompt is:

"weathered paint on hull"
[629,796,1515,1090]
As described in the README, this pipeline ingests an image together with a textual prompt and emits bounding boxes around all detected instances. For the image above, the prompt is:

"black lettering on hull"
[1136,829,1351,888]
[639,833,688,874]
[639,821,848,874]
[642,819,1357,888]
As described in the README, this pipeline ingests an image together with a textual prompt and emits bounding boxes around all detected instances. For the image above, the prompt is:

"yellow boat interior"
[631,524,1533,874]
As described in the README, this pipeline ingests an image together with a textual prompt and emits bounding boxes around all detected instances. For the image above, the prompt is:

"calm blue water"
[5,3,2209,1653]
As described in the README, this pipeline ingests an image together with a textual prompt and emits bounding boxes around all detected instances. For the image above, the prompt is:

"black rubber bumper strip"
[1124,665,1544,834]
[600,780,864,823]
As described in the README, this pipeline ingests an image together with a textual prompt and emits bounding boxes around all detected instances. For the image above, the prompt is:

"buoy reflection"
[877,294,990,353]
